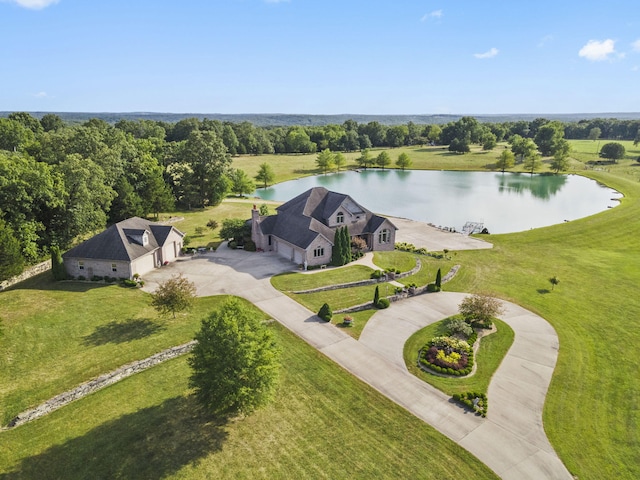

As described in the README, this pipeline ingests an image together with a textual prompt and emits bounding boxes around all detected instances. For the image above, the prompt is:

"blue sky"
[1,0,639,114]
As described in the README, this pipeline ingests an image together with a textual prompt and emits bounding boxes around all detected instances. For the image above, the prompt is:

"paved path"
[143,247,571,479]
[390,216,493,251]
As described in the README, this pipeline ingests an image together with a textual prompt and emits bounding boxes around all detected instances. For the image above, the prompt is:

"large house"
[63,217,185,279]
[251,187,397,266]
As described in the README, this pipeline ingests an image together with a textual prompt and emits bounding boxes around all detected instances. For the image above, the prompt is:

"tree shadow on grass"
[1,396,228,480]
[537,288,551,294]
[82,318,166,346]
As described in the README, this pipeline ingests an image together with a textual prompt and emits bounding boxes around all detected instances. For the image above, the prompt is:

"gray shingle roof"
[63,217,183,261]
[261,187,395,248]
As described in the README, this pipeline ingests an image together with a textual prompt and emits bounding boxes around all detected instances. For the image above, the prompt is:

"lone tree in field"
[151,274,197,318]
[376,151,391,169]
[255,162,275,188]
[549,276,560,291]
[458,293,504,327]
[600,142,626,162]
[189,298,281,416]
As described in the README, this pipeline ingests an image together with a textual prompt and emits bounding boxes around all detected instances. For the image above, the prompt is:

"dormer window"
[142,232,149,246]
[336,212,344,224]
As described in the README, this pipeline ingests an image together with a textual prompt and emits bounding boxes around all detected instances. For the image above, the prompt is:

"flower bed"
[419,336,474,376]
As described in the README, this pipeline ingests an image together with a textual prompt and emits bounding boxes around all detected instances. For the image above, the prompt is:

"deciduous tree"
[316,148,335,174]
[600,142,625,161]
[0,217,24,281]
[376,151,391,169]
[458,293,504,326]
[255,162,275,188]
[396,152,412,170]
[189,298,281,416]
[229,168,255,197]
[496,150,515,172]
[151,274,197,319]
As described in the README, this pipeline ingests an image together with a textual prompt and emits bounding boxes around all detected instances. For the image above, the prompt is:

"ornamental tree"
[151,274,197,318]
[458,293,504,327]
[189,298,281,416]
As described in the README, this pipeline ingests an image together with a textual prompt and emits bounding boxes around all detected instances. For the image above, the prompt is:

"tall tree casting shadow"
[82,318,166,346]
[2,396,228,480]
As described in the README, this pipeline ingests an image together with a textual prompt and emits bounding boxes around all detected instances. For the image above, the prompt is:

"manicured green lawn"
[447,164,640,477]
[372,250,417,272]
[288,282,395,313]
[270,265,374,291]
[0,322,497,479]
[331,309,377,340]
[403,318,514,397]
[0,274,235,425]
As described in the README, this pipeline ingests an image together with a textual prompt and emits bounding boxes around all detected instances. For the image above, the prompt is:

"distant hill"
[2,111,640,126]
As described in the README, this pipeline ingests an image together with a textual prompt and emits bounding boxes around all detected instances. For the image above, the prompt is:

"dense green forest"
[1,111,639,281]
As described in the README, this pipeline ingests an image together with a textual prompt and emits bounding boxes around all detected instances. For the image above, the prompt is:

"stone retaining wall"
[0,259,52,291]
[293,259,422,294]
[334,265,460,314]
[5,341,196,429]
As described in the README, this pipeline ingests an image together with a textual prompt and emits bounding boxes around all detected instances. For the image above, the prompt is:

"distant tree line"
[1,111,638,279]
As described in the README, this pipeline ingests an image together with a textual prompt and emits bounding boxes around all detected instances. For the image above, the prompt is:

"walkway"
[142,247,571,480]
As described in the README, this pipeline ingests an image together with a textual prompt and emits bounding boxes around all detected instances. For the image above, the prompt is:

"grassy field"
[3,140,640,478]
[0,274,236,425]
[243,141,640,478]
[403,318,514,397]
[0,310,497,479]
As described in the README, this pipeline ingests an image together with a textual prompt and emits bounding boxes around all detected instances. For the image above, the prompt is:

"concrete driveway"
[143,247,571,480]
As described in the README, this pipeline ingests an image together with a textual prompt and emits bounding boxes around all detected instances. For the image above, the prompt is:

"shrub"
[446,318,474,338]
[206,219,219,230]
[426,283,440,292]
[371,270,384,279]
[77,275,86,281]
[195,226,205,235]
[318,303,332,322]
[373,285,380,305]
[228,240,237,249]
[91,275,103,282]
[244,240,257,252]
[122,279,138,288]
[376,298,390,309]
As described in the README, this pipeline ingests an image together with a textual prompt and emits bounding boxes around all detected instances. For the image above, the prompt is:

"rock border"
[4,341,196,430]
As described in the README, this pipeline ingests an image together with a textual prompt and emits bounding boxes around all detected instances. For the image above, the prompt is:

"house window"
[112,263,117,272]
[78,261,84,270]
[336,212,344,224]
[142,232,149,246]
[268,235,272,246]
[313,247,325,258]
[378,229,391,244]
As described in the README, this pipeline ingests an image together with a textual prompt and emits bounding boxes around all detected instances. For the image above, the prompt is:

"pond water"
[253,170,622,234]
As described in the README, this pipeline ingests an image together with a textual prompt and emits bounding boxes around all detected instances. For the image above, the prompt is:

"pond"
[253,170,622,234]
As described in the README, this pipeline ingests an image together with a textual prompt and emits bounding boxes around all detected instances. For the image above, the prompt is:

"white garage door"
[277,241,293,261]
[164,242,177,262]
[133,253,156,277]
[293,249,303,265]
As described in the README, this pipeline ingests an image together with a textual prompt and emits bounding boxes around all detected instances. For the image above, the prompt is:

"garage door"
[277,241,292,261]
[293,249,303,265]
[133,253,156,277]
[164,242,177,262]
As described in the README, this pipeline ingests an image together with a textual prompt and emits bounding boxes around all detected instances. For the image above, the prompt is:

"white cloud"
[474,47,499,59]
[632,39,640,52]
[3,0,59,9]
[538,34,553,48]
[34,91,48,98]
[632,65,639,72]
[421,10,443,22]
[578,39,616,61]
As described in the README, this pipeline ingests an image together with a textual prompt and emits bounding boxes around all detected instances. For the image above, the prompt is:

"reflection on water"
[496,173,568,200]
[254,170,620,234]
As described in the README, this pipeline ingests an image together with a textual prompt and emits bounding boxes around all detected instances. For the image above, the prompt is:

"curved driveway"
[143,248,571,480]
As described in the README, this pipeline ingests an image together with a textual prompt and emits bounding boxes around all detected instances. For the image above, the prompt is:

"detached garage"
[63,217,185,280]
